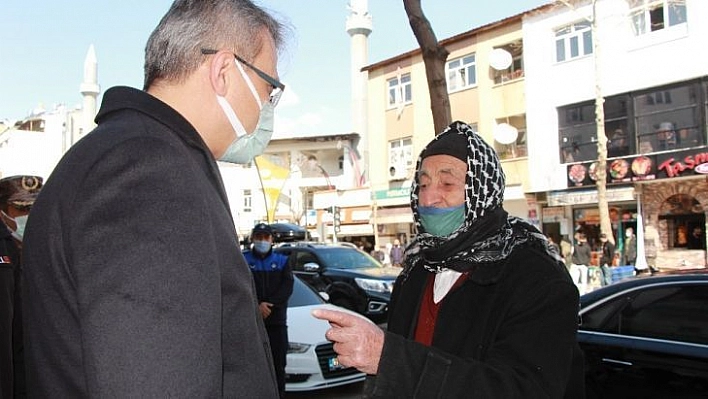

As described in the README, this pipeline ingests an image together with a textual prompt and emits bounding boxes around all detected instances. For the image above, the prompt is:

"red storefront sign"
[566,146,708,188]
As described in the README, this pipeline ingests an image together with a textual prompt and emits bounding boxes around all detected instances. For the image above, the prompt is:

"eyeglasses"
[201,48,285,107]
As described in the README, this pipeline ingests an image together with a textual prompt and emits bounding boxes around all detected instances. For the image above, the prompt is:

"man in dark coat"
[314,122,584,398]
[21,1,287,396]
[1,175,42,398]
[599,233,616,286]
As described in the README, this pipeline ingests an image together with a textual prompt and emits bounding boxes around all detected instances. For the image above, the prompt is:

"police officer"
[1,175,42,398]
[243,223,293,398]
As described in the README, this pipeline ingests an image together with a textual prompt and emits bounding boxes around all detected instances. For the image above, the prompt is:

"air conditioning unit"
[388,161,408,181]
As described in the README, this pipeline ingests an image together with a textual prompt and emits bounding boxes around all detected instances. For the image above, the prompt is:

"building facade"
[524,0,707,268]
[364,11,538,248]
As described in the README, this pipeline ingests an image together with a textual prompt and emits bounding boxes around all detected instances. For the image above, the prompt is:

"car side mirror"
[303,262,320,272]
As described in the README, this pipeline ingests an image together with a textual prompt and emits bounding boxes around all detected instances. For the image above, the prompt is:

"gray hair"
[143,0,284,89]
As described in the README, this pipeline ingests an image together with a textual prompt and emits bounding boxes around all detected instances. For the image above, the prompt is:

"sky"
[1,0,548,136]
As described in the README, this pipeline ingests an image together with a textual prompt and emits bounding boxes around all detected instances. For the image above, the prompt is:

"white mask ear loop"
[234,59,263,109]
[216,95,247,138]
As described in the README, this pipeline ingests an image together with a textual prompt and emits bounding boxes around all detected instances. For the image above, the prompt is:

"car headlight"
[288,342,312,354]
[355,278,392,294]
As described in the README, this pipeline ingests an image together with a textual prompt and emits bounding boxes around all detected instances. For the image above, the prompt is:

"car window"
[581,295,629,332]
[582,284,708,345]
[317,247,382,269]
[620,285,708,345]
[293,250,318,271]
[288,277,325,307]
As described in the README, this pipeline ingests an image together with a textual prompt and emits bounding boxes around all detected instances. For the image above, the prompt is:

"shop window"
[659,194,706,250]
[634,82,703,153]
[558,79,703,163]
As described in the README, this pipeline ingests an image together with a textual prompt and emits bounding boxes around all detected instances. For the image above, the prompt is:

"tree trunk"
[403,0,451,135]
[590,0,613,245]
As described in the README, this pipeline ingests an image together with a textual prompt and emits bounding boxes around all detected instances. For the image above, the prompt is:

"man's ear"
[208,51,235,97]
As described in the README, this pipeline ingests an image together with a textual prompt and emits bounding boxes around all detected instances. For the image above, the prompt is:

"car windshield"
[288,277,325,307]
[319,247,382,269]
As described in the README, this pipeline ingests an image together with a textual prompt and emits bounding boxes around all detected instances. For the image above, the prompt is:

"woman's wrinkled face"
[417,154,467,208]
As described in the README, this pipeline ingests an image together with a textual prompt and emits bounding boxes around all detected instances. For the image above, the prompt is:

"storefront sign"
[548,187,636,206]
[566,146,708,188]
[657,151,708,178]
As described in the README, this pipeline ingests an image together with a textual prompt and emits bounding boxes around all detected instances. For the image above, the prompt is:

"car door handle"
[601,358,632,367]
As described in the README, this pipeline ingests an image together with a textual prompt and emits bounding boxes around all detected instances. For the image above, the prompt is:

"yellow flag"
[255,155,290,223]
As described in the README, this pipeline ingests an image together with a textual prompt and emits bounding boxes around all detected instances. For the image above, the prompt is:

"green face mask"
[418,205,465,237]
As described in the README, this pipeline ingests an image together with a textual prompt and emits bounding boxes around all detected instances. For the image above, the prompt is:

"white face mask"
[217,59,275,164]
[1,210,28,241]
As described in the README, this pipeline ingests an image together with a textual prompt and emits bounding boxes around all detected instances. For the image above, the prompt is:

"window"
[387,73,412,108]
[555,21,592,62]
[389,138,414,170]
[243,189,252,213]
[634,82,703,153]
[605,96,632,158]
[583,284,708,345]
[558,102,598,163]
[493,120,527,160]
[558,78,706,163]
[629,0,687,36]
[493,41,524,84]
[447,54,476,92]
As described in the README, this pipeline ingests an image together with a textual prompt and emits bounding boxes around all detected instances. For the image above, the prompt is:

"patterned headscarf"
[403,121,560,275]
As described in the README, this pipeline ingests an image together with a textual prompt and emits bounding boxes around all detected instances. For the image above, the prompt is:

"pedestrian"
[243,223,294,399]
[571,232,591,294]
[547,235,560,255]
[0,175,42,398]
[21,0,287,396]
[599,233,615,286]
[389,238,404,267]
[559,235,573,269]
[624,227,637,265]
[313,121,584,398]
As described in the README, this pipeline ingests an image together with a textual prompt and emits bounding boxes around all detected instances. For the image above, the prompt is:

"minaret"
[346,0,372,187]
[79,44,100,136]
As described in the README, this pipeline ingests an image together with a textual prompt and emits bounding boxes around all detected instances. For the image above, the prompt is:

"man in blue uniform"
[244,223,293,398]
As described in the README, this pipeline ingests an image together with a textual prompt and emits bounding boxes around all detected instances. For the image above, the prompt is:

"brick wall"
[640,179,707,269]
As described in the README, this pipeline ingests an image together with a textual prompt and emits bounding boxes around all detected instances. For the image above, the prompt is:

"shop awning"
[375,206,413,225]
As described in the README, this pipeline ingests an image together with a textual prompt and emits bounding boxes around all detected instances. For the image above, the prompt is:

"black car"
[275,242,400,322]
[578,270,708,398]
[269,223,309,243]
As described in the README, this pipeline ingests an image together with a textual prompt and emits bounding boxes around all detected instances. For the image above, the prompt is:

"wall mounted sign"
[566,146,708,188]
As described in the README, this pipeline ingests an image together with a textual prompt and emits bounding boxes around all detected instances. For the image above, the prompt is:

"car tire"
[331,297,356,313]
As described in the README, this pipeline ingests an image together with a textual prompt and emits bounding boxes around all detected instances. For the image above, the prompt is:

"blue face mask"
[418,205,465,237]
[253,240,272,254]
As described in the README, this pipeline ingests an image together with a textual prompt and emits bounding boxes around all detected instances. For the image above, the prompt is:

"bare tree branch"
[403,0,451,134]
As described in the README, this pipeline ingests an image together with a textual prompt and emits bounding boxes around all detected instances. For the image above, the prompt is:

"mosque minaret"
[346,0,372,186]
[79,44,100,136]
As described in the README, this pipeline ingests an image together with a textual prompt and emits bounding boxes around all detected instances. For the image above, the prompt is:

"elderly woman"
[314,121,584,398]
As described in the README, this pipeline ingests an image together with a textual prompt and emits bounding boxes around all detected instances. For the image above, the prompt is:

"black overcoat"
[364,245,585,398]
[22,87,278,398]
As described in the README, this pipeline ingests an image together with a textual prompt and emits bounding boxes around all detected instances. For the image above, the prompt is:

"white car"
[286,276,366,392]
